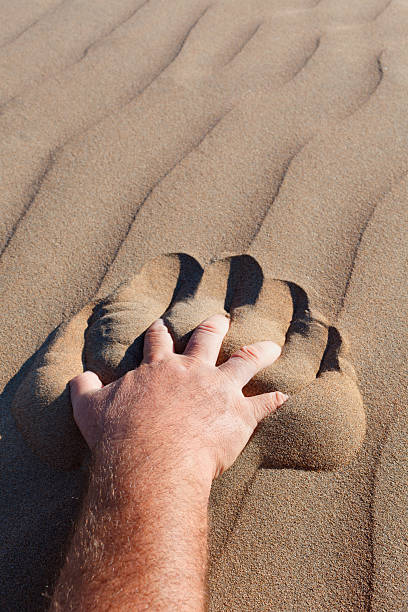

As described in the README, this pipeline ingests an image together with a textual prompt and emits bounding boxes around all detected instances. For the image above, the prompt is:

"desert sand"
[0,0,407,610]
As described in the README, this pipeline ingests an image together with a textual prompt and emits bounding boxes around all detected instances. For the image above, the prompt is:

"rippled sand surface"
[0,1,407,609]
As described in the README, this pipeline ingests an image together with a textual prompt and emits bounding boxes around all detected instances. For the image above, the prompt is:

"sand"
[0,0,407,609]
[12,253,365,473]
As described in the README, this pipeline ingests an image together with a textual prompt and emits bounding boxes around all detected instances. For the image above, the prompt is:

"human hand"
[69,314,287,484]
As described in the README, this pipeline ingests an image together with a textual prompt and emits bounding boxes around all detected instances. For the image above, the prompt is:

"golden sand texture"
[0,0,407,609]
[12,254,365,472]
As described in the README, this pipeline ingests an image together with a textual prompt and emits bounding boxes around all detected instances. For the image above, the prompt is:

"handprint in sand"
[12,253,365,471]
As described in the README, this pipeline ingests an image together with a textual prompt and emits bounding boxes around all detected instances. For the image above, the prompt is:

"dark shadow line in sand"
[339,206,378,315]
[232,37,328,250]
[0,3,216,257]
[108,254,204,372]
[0,1,335,253]
[282,283,335,367]
[168,3,214,65]
[288,281,310,321]
[316,326,342,375]
[372,0,394,21]
[285,35,321,84]
[226,36,326,250]
[0,1,212,114]
[366,417,397,611]
[0,148,58,259]
[73,1,213,81]
[0,326,60,406]
[245,50,388,303]
[366,461,379,612]
[224,255,264,311]
[169,253,204,303]
[0,0,153,106]
[212,466,260,562]
[223,22,263,67]
[245,141,311,247]
[0,0,69,51]
[366,483,376,612]
[0,325,88,607]
[93,110,231,295]
[339,168,408,312]
[340,53,384,127]
[376,54,384,80]
[78,0,152,63]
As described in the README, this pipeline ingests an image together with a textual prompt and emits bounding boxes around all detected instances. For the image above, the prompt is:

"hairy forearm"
[52,313,283,609]
[50,443,211,611]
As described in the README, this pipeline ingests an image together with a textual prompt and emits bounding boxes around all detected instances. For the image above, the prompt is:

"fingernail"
[152,318,165,326]
[277,392,289,404]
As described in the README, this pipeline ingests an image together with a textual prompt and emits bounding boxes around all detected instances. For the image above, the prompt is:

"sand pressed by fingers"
[0,0,407,610]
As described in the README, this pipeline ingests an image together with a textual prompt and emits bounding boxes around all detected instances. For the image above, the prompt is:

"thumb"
[248,391,289,423]
[69,371,103,449]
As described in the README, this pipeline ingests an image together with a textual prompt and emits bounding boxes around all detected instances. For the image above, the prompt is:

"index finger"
[69,371,103,406]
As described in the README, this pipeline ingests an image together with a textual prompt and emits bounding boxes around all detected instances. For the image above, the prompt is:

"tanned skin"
[50,314,288,611]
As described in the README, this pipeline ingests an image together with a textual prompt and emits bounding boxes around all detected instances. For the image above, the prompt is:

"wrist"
[90,438,213,507]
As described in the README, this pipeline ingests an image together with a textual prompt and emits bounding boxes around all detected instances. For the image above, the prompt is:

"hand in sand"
[70,313,288,481]
[51,314,287,611]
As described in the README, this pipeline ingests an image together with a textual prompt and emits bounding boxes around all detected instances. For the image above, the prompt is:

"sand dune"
[0,0,407,610]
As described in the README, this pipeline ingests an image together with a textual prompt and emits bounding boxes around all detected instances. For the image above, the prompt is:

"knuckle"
[235,399,257,429]
[242,411,258,433]
[216,367,239,390]
[123,369,137,385]
[69,373,81,384]
[147,326,167,336]
[196,321,221,335]
[169,356,190,374]
[234,344,261,364]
